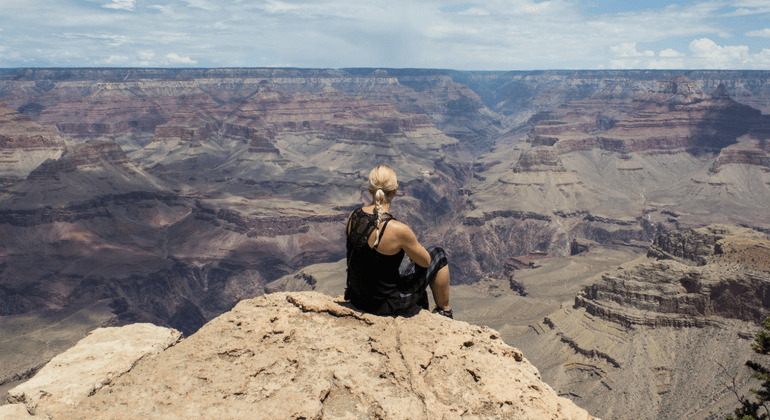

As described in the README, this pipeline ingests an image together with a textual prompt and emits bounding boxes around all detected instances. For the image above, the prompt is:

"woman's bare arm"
[396,223,430,267]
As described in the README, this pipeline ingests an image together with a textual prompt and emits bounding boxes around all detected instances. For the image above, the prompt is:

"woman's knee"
[435,265,450,284]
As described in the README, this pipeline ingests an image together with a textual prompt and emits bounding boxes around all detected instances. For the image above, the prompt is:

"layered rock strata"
[3,68,770,420]
[1,68,769,302]
[0,133,364,346]
[4,292,598,420]
[0,104,64,184]
[576,225,770,327]
[527,77,768,156]
[447,75,770,283]
[511,225,770,420]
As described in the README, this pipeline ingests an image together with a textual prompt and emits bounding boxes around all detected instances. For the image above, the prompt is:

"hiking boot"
[432,307,453,319]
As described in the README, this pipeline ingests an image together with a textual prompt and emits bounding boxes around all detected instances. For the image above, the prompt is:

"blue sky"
[0,0,768,70]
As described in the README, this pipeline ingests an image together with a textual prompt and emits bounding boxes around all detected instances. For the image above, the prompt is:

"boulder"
[7,323,182,416]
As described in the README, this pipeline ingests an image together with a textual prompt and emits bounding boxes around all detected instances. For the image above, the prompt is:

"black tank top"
[345,208,405,314]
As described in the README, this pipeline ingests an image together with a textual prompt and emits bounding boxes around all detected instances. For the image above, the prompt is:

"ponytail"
[372,188,386,248]
[367,166,398,248]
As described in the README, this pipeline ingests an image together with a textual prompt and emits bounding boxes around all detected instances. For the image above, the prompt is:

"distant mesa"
[0,103,65,184]
[711,83,732,100]
[513,147,567,173]
[27,140,130,179]
[525,75,769,156]
[712,145,770,171]
[578,224,770,327]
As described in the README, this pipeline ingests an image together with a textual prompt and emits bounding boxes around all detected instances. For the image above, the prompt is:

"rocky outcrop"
[4,292,597,420]
[513,147,567,173]
[712,146,770,169]
[0,103,64,184]
[646,224,765,266]
[501,224,770,420]
[26,140,130,178]
[6,324,181,416]
[577,225,770,327]
[526,76,767,156]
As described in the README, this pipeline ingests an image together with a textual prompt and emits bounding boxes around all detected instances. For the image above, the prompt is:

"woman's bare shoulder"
[386,219,415,237]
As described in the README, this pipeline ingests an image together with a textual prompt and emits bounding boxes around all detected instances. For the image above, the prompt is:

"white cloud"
[262,0,299,14]
[166,53,197,64]
[103,0,136,11]
[605,38,770,70]
[0,0,767,70]
[610,43,655,57]
[151,32,192,43]
[102,55,129,64]
[60,33,132,47]
[646,58,687,69]
[138,49,155,60]
[659,48,683,57]
[689,37,748,67]
[458,7,490,16]
[610,59,642,69]
[181,0,216,11]
[747,28,770,37]
[148,4,173,13]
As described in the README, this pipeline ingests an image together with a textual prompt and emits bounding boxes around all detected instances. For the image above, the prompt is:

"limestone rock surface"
[9,292,598,420]
[6,323,181,417]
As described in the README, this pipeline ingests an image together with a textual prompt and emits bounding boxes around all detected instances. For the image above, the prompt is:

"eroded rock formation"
[0,103,64,185]
[511,225,770,420]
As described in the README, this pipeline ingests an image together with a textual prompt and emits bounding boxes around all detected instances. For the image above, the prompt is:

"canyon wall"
[0,68,768,332]
[1,68,769,419]
[509,225,770,420]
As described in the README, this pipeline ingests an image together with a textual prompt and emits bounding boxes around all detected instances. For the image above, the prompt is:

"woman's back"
[347,205,407,254]
[345,207,405,313]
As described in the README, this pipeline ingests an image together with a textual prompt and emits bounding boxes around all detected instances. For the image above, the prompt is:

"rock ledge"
[6,292,598,420]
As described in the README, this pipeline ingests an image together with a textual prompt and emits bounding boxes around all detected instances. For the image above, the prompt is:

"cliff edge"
[3,292,598,420]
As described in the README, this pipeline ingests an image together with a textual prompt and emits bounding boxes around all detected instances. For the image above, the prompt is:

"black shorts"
[382,246,448,317]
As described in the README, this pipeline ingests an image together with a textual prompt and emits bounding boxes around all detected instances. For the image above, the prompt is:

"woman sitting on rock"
[345,165,452,318]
